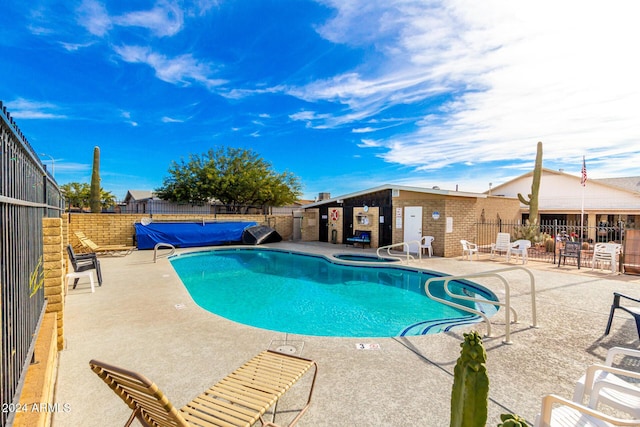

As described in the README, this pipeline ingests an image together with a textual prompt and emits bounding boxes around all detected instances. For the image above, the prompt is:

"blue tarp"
[134,221,257,250]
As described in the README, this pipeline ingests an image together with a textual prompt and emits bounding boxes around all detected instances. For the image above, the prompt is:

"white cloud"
[7,99,67,119]
[303,0,640,178]
[114,45,226,89]
[76,0,112,37]
[113,2,184,37]
[161,116,184,123]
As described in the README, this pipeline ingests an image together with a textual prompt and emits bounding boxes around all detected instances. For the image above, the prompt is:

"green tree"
[61,182,90,211]
[90,146,101,213]
[60,182,116,212]
[156,147,303,212]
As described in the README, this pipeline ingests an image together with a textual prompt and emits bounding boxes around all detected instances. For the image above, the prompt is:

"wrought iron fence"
[0,101,64,426]
[108,199,298,216]
[475,219,628,265]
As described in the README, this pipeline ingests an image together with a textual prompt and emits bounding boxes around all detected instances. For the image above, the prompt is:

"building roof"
[124,190,155,202]
[489,168,640,196]
[596,177,640,194]
[303,184,489,209]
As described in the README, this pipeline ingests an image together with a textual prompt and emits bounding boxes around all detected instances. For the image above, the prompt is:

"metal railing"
[376,240,422,264]
[0,101,64,426]
[475,219,633,265]
[424,266,538,344]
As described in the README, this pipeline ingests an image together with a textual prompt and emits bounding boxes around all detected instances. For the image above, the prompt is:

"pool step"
[399,315,482,336]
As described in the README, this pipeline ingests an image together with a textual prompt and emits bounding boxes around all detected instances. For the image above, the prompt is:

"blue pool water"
[169,248,499,337]
[332,254,398,263]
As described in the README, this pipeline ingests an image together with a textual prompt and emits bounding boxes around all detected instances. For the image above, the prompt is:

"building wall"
[492,170,640,213]
[302,189,521,258]
[476,196,522,224]
[301,209,320,241]
[327,207,343,244]
[353,206,379,248]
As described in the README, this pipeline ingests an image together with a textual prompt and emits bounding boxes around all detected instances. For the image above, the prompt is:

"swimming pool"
[332,254,399,263]
[169,248,499,337]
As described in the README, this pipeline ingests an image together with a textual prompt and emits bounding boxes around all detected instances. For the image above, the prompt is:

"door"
[319,206,329,242]
[343,206,354,242]
[403,206,423,253]
[379,206,392,247]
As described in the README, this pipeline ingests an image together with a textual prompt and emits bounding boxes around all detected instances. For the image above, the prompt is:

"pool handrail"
[423,266,538,344]
[153,242,176,263]
[376,240,422,264]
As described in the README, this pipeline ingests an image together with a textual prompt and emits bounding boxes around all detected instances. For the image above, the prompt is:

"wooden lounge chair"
[74,231,135,256]
[90,350,318,427]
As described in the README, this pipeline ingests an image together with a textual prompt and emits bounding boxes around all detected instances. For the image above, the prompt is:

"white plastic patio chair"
[592,243,622,274]
[490,232,512,260]
[460,240,478,261]
[573,347,640,419]
[535,393,640,427]
[510,239,531,264]
[421,236,434,257]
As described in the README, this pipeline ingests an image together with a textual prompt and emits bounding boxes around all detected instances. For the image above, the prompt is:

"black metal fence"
[0,101,64,425]
[110,199,299,216]
[475,219,628,265]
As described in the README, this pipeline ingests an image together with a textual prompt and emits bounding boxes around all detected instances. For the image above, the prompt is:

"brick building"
[301,184,521,257]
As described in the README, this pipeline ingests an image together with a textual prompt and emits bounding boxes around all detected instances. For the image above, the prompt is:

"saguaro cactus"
[517,141,543,224]
[450,331,489,427]
[89,146,101,213]
[498,413,530,427]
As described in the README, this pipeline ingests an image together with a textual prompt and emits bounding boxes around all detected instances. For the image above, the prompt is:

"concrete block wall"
[392,199,446,255]
[42,218,65,350]
[442,198,478,258]
[353,206,379,248]
[301,209,320,241]
[393,197,487,257]
[14,218,66,427]
[68,213,294,248]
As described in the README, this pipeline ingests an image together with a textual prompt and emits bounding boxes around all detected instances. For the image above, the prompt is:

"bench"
[346,230,371,249]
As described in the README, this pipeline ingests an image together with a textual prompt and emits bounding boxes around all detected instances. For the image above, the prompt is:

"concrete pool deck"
[53,242,640,426]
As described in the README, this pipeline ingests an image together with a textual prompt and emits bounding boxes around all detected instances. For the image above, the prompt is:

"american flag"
[581,156,587,186]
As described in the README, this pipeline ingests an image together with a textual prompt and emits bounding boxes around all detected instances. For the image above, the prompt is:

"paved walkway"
[53,242,640,426]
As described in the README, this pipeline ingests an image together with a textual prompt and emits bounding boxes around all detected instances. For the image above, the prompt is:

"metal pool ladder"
[423,266,538,344]
[376,240,423,264]
[153,242,176,263]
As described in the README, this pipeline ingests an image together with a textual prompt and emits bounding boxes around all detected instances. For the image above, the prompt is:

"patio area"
[52,242,640,426]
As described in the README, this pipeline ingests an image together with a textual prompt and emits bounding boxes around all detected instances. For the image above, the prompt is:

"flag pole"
[580,156,587,243]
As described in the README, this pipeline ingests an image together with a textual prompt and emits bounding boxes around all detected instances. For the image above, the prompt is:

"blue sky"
[2,1,640,200]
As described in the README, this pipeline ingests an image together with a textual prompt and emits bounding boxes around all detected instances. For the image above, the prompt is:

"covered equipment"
[241,224,283,245]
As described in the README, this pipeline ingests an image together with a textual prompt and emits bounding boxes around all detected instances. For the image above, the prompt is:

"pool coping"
[53,241,640,426]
